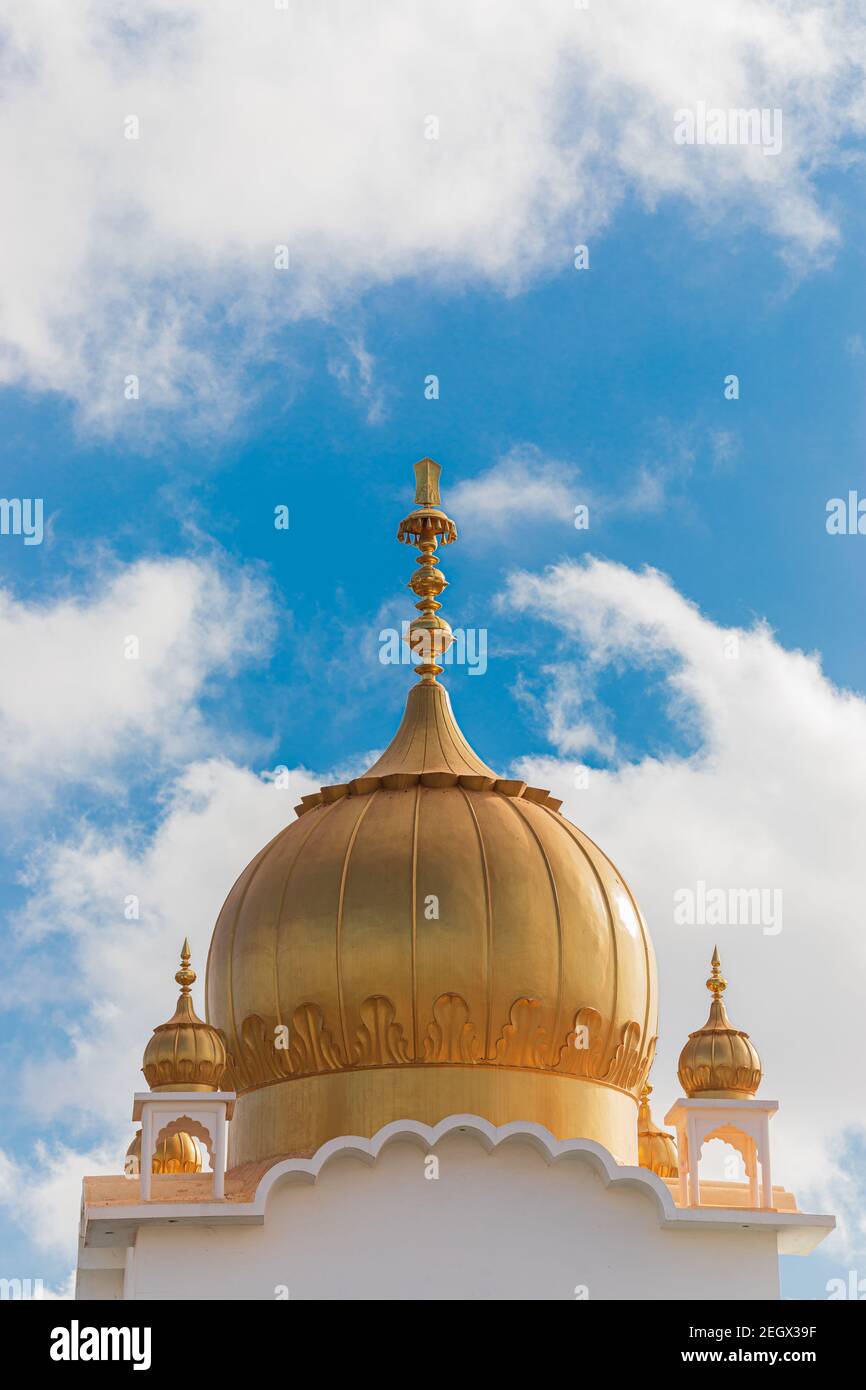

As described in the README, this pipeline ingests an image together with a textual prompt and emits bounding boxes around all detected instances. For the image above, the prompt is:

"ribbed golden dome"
[125,1128,204,1175]
[205,460,658,1165]
[143,941,227,1092]
[677,947,762,1099]
[637,1083,678,1178]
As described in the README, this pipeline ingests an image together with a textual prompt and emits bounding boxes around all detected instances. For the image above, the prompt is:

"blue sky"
[1,1,865,1301]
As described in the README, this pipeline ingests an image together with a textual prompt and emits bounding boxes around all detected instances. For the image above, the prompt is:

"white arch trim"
[253,1113,677,1220]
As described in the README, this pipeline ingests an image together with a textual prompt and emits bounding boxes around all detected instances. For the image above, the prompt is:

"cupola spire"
[397,458,458,683]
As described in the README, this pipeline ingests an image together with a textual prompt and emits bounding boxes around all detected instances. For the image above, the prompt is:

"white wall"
[75,1268,124,1300]
[129,1132,780,1300]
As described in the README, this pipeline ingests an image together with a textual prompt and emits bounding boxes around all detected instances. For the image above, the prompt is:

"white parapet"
[76,1114,834,1300]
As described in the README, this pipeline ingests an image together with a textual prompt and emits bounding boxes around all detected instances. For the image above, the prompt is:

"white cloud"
[511,662,616,760]
[449,446,584,534]
[2,0,864,427]
[12,757,320,1123]
[506,556,866,1253]
[0,754,321,1265]
[327,333,388,425]
[0,556,275,799]
[0,1141,116,1269]
[450,428,724,537]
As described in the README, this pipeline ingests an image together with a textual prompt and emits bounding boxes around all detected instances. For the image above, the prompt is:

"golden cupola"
[677,947,762,1099]
[142,940,227,1092]
[125,1128,204,1175]
[637,1084,678,1178]
[206,460,658,1165]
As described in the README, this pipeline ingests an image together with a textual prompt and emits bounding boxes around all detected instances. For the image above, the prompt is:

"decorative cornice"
[354,995,411,1066]
[221,992,657,1099]
[422,993,482,1063]
[295,766,563,820]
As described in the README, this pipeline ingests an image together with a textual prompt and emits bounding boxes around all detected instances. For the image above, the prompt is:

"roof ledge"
[81,1115,835,1256]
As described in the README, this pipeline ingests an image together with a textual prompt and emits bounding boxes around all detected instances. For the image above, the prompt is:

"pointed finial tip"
[413,457,442,508]
[175,939,196,994]
[706,945,727,998]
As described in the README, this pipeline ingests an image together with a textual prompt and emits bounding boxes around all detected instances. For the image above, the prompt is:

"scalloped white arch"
[252,1113,677,1221]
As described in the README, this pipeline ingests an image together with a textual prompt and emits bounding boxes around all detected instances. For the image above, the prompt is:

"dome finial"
[397,458,458,684]
[176,937,196,995]
[707,944,726,1000]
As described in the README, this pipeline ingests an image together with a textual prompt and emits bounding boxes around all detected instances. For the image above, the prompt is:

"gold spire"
[397,458,458,683]
[142,941,227,1092]
[677,947,762,1099]
[637,1083,678,1178]
[707,943,726,1000]
[176,936,196,993]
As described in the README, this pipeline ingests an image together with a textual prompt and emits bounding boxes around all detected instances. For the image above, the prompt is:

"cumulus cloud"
[0,729,398,1271]
[2,0,865,427]
[0,754,324,1267]
[449,446,586,534]
[511,662,617,760]
[0,556,275,799]
[450,428,728,538]
[0,1141,116,1269]
[504,556,866,1252]
[327,333,388,425]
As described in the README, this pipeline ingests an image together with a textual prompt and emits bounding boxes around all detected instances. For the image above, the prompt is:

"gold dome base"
[685,1088,756,1101]
[227,1068,639,1167]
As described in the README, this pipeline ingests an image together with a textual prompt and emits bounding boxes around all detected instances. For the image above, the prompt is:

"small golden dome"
[677,947,762,1099]
[125,1128,203,1175]
[637,1083,678,1178]
[142,940,227,1092]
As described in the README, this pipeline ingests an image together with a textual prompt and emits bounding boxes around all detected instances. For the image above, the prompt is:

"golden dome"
[637,1083,678,1178]
[677,947,762,1099]
[205,460,658,1165]
[125,1128,204,1175]
[142,940,227,1092]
